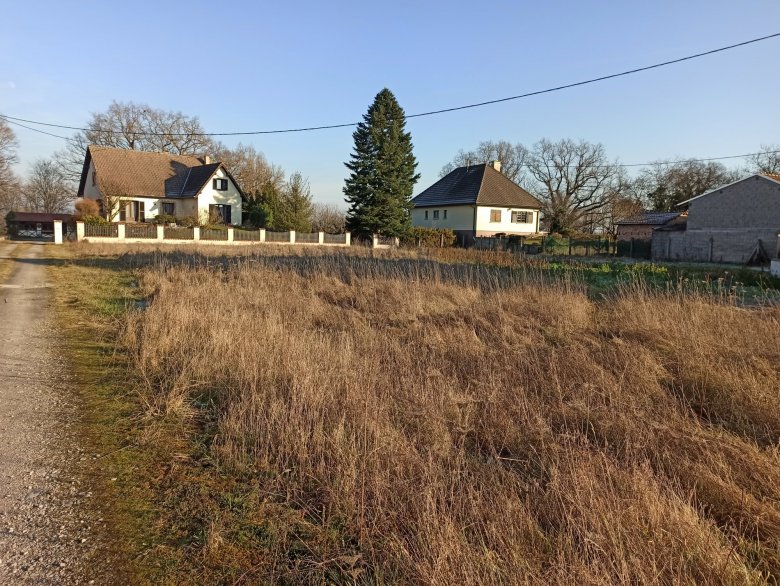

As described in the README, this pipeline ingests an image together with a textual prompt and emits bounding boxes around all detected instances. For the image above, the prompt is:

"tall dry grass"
[119,252,780,584]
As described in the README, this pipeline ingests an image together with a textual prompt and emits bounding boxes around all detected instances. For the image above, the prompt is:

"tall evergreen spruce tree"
[344,89,420,238]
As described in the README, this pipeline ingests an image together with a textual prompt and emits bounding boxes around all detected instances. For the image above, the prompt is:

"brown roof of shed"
[6,212,74,223]
[77,146,243,199]
[412,163,542,209]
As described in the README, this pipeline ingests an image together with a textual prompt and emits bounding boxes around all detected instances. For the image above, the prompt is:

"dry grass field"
[66,245,780,584]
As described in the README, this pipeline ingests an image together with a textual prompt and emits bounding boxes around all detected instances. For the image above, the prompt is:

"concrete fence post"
[227,227,234,243]
[193,226,200,241]
[53,220,63,244]
[117,223,126,240]
[372,234,379,248]
[259,229,266,243]
[318,231,325,244]
[76,222,85,242]
[393,237,400,247]
[289,230,296,244]
[157,225,165,240]
[345,233,351,246]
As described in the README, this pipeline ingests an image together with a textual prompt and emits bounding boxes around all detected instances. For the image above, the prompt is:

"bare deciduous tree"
[23,159,73,213]
[213,143,285,202]
[0,120,22,232]
[525,139,620,234]
[311,202,346,233]
[634,159,738,211]
[57,101,216,185]
[440,140,530,183]
[746,144,780,175]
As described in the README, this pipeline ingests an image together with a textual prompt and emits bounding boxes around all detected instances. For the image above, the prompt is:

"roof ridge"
[179,167,193,196]
[474,163,490,201]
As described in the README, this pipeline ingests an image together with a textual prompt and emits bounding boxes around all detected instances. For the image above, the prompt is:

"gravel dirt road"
[0,242,96,584]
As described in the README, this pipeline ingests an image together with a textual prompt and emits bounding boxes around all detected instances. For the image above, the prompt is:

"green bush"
[403,227,456,248]
[83,215,109,225]
[153,214,177,225]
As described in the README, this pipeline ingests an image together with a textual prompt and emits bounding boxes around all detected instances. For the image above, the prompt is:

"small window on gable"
[213,178,228,191]
[511,211,532,223]
[433,210,439,219]
[490,209,502,223]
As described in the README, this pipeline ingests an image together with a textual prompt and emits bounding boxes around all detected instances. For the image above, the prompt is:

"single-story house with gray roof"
[411,161,543,245]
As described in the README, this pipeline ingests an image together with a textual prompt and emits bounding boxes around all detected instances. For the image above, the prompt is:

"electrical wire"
[0,32,777,136]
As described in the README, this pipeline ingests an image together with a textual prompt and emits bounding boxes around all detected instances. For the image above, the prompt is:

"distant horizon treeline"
[1,100,778,235]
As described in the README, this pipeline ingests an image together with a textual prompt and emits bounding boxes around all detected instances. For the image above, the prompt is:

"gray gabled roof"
[615,211,681,226]
[412,163,542,209]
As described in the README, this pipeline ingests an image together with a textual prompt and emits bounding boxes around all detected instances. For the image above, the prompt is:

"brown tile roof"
[412,163,542,209]
[77,146,242,199]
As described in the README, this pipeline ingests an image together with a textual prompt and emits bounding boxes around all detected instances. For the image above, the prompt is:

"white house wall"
[196,167,243,225]
[81,159,101,200]
[475,206,538,235]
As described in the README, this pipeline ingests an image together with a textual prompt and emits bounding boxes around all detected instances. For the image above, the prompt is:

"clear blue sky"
[2,1,779,205]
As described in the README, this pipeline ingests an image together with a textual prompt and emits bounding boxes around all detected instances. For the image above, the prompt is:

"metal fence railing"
[164,226,194,240]
[85,223,118,238]
[324,233,347,244]
[295,232,319,243]
[473,236,616,257]
[200,228,229,241]
[234,229,263,241]
[125,224,157,239]
[265,230,290,243]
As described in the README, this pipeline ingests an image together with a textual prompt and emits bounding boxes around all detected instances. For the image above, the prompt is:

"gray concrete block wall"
[688,176,780,231]
[652,229,778,263]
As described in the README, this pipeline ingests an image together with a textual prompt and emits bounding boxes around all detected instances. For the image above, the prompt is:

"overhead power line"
[0,32,778,137]
[3,117,74,142]
[6,111,776,168]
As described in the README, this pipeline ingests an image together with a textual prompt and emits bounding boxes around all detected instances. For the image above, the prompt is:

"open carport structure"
[4,212,74,242]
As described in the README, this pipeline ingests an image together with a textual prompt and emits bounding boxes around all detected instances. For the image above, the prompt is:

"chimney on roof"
[491,160,502,173]
[203,155,211,165]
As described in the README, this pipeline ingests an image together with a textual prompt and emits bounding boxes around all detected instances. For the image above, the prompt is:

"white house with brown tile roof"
[411,161,543,244]
[77,145,244,225]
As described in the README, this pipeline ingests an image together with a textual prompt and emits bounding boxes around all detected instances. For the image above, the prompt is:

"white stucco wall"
[475,206,538,235]
[411,205,475,231]
[196,167,243,225]
[81,159,101,200]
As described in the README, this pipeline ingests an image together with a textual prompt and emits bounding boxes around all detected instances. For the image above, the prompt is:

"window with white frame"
[511,211,532,224]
